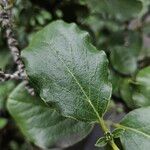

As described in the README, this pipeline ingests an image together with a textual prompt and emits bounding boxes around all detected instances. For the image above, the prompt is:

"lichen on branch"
[0,0,34,95]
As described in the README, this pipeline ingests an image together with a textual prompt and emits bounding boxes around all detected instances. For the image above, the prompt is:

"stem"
[110,140,120,150]
[0,0,35,96]
[0,70,20,81]
[99,117,109,132]
[112,122,122,129]
[99,118,120,150]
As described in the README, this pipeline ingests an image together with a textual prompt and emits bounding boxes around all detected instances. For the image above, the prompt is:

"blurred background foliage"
[0,0,150,149]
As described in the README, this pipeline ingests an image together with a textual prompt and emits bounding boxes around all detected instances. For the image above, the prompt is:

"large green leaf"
[86,0,142,20]
[115,107,150,150]
[7,83,93,149]
[22,20,112,122]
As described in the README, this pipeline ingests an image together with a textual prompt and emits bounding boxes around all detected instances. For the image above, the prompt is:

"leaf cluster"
[0,0,150,150]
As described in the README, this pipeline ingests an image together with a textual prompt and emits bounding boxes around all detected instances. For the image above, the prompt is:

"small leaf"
[132,66,150,107]
[112,128,125,138]
[139,0,150,17]
[109,70,123,96]
[143,23,150,35]
[120,67,150,108]
[0,81,15,109]
[136,66,150,87]
[95,137,107,147]
[86,0,142,20]
[116,107,150,150]
[120,79,135,108]
[110,46,138,75]
[0,118,7,129]
[22,20,112,122]
[0,50,11,70]
[7,83,93,149]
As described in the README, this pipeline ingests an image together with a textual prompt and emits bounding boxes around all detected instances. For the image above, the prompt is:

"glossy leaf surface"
[117,107,150,150]
[7,83,93,149]
[22,20,112,122]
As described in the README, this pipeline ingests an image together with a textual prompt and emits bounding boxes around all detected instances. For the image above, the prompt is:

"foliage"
[7,83,93,149]
[0,0,150,150]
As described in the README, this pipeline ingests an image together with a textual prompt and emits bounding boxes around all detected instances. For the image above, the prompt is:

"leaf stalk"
[99,118,120,150]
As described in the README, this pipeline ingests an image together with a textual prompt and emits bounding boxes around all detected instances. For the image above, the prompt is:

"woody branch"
[0,0,34,95]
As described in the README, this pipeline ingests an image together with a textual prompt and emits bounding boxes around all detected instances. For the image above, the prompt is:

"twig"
[0,70,20,81]
[0,3,25,77]
[0,0,35,96]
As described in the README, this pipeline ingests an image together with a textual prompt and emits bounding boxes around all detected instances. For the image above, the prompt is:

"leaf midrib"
[117,124,150,139]
[57,53,102,121]
[44,41,102,122]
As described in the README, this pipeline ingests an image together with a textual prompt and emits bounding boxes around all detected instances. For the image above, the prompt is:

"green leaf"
[126,31,142,54]
[143,23,150,36]
[86,0,142,20]
[112,128,125,138]
[136,66,150,87]
[116,107,150,150]
[108,30,142,52]
[120,67,150,108]
[95,137,107,147]
[0,81,15,110]
[120,79,135,108]
[7,83,93,149]
[139,0,150,17]
[132,66,150,107]
[109,70,123,96]
[0,118,7,129]
[140,48,150,59]
[110,46,138,75]
[22,20,112,122]
[0,50,11,70]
